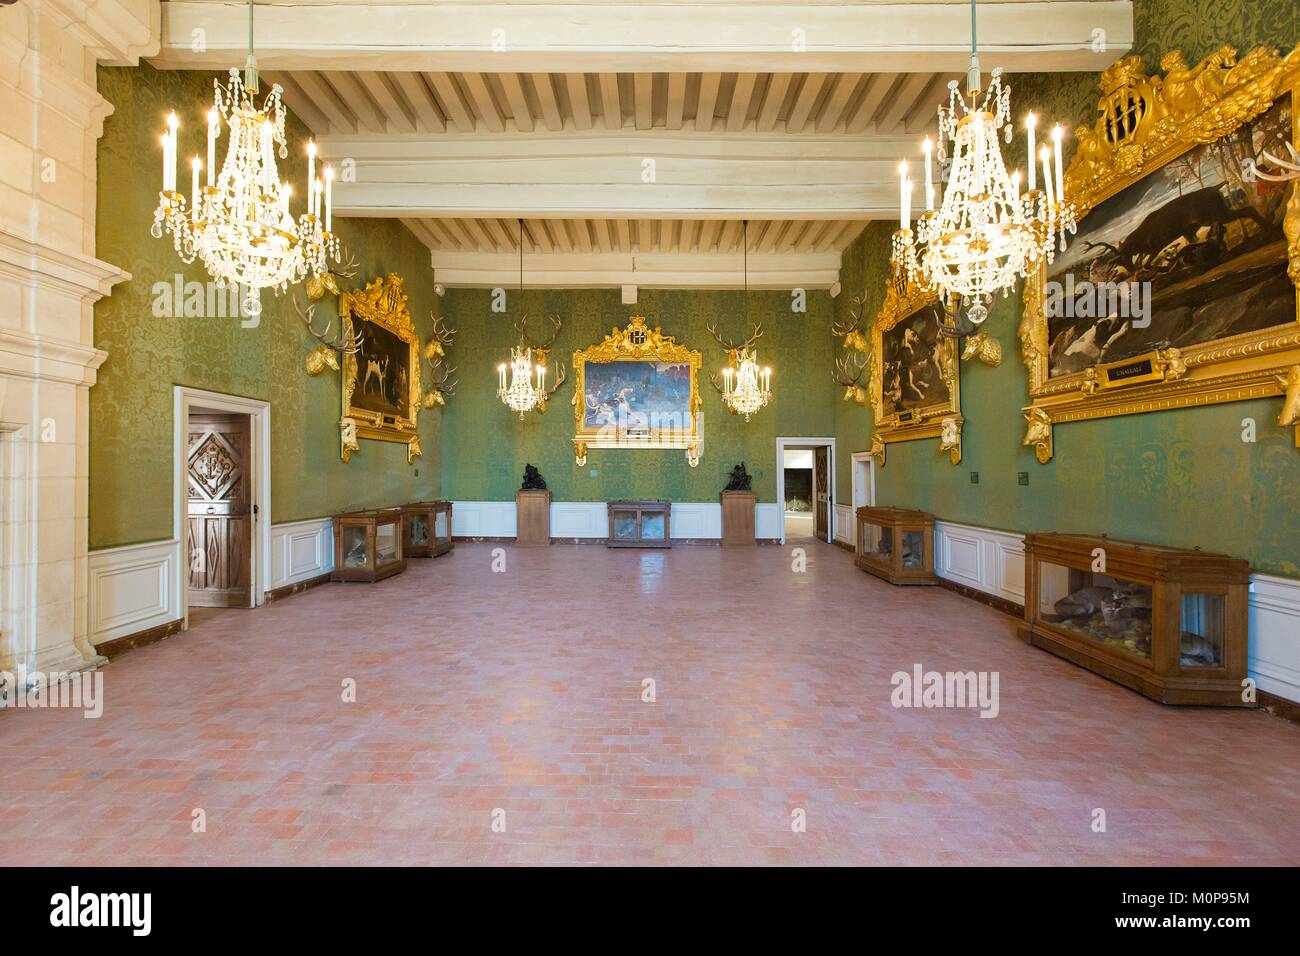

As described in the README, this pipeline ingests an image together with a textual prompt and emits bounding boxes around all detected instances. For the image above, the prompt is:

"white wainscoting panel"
[1248,573,1300,704]
[451,501,517,538]
[87,539,182,646]
[270,517,334,590]
[670,502,721,539]
[933,520,1026,607]
[551,501,605,538]
[755,503,783,540]
[834,504,855,547]
[450,500,780,540]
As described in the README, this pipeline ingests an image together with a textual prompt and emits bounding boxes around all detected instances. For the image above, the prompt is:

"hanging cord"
[244,0,259,92]
[966,0,981,98]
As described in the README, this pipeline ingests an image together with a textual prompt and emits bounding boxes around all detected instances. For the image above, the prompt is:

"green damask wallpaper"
[833,0,1300,576]
[439,287,836,503]
[90,64,442,550]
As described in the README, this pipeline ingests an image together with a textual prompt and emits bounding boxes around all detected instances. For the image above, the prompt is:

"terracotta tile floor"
[3,541,1298,866]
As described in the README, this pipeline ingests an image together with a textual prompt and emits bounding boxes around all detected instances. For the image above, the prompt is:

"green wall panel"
[91,64,442,550]
[438,287,835,502]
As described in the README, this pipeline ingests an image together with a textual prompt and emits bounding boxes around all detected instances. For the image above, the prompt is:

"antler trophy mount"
[420,315,458,408]
[298,251,361,375]
[832,350,870,405]
[516,313,567,412]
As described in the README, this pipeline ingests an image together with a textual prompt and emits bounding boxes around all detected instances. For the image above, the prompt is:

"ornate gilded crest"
[571,316,702,466]
[868,280,963,465]
[340,273,423,463]
[1021,44,1300,459]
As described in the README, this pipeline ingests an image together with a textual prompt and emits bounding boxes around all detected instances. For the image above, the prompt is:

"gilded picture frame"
[1020,45,1300,463]
[340,273,423,464]
[571,316,703,466]
[868,280,963,466]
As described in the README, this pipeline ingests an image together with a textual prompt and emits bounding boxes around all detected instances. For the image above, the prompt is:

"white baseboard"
[934,520,1026,607]
[87,539,181,646]
[450,499,781,540]
[1249,573,1300,704]
[269,517,333,589]
[834,503,855,546]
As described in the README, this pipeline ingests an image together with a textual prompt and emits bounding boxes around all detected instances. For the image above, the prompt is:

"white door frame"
[847,451,877,549]
[775,437,835,545]
[173,386,271,625]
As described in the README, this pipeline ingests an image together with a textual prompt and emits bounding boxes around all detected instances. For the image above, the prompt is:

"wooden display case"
[403,501,453,558]
[1020,533,1250,706]
[854,506,935,585]
[607,500,672,548]
[332,509,406,582]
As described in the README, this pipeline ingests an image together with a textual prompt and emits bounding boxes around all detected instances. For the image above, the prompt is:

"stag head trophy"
[297,251,362,376]
[832,350,870,405]
[419,315,458,408]
[515,313,567,413]
[830,295,870,354]
[707,319,764,411]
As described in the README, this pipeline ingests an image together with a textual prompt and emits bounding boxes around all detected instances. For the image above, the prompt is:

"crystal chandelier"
[720,349,772,421]
[496,222,547,418]
[151,0,338,314]
[497,346,546,419]
[719,221,772,420]
[891,0,1077,324]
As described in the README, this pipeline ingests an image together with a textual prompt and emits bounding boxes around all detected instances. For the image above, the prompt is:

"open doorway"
[174,387,271,627]
[775,438,835,545]
[782,447,815,541]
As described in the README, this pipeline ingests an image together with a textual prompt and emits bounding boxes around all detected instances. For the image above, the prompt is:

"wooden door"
[814,446,830,541]
[187,412,251,607]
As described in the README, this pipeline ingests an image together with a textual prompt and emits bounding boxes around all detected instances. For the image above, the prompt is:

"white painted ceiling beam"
[318,130,917,219]
[427,249,843,289]
[155,1,1133,73]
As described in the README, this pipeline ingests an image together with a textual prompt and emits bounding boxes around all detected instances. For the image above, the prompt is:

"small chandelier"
[496,221,547,418]
[151,0,338,314]
[720,349,772,421]
[719,221,772,420]
[891,0,1077,324]
[497,346,546,419]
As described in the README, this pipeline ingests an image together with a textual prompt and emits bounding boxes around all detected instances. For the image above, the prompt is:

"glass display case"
[606,500,672,548]
[1021,533,1249,706]
[854,506,935,585]
[403,500,454,558]
[332,509,407,583]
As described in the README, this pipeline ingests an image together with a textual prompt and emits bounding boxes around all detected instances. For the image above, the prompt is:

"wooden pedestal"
[515,490,551,545]
[720,491,756,546]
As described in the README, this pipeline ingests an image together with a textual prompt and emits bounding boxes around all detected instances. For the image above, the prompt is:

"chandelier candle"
[1025,112,1036,190]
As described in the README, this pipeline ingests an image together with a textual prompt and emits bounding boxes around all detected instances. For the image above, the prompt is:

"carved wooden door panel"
[814,446,829,541]
[187,412,251,607]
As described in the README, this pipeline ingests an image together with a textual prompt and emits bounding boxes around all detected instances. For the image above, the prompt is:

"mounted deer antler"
[304,250,359,301]
[299,251,362,375]
[831,295,870,353]
[515,313,567,412]
[296,294,363,375]
[419,314,458,407]
[832,350,869,405]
